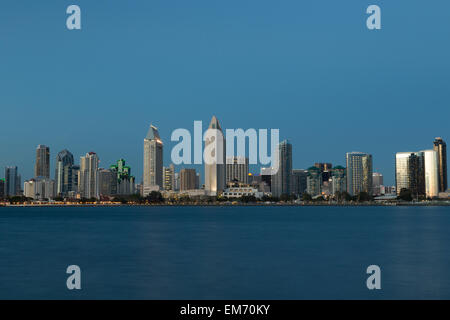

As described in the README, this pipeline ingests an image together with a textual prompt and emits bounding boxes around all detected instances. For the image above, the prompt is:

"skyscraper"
[433,137,447,192]
[55,149,75,196]
[79,152,99,199]
[346,152,373,196]
[306,166,321,197]
[35,145,50,178]
[110,159,136,195]
[180,168,197,191]
[331,166,347,195]
[226,156,249,184]
[372,172,384,196]
[5,166,19,197]
[204,116,226,195]
[143,124,163,196]
[395,152,425,196]
[423,149,439,198]
[98,168,117,197]
[291,169,308,197]
[163,164,175,191]
[271,140,292,197]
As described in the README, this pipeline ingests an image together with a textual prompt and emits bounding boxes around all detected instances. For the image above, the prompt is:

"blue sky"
[0,0,449,185]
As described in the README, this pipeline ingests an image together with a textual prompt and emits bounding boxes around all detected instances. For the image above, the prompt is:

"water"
[0,205,449,299]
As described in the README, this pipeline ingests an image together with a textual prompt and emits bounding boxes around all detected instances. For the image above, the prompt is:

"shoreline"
[1,202,450,208]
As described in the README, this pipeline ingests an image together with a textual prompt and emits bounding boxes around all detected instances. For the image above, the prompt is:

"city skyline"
[0,124,448,190]
[1,2,449,187]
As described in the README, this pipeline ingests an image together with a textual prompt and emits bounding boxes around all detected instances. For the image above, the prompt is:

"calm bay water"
[0,205,449,299]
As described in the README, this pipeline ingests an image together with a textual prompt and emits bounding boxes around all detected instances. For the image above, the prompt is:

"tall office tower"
[346,152,373,196]
[0,179,5,198]
[433,137,447,192]
[79,152,99,199]
[226,156,249,184]
[395,152,425,196]
[372,172,384,196]
[98,168,117,197]
[180,168,197,191]
[204,116,226,195]
[35,145,50,178]
[422,149,439,198]
[306,166,322,197]
[71,165,80,194]
[55,149,75,196]
[35,178,56,200]
[291,169,308,197]
[331,166,347,195]
[143,124,163,196]
[271,140,293,197]
[5,166,19,197]
[110,159,136,195]
[163,164,175,191]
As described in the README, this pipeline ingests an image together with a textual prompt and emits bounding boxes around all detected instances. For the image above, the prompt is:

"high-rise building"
[98,168,117,197]
[5,166,19,197]
[204,116,226,195]
[0,179,5,199]
[433,137,447,192]
[79,152,99,199]
[395,152,425,196]
[372,172,384,196]
[331,166,347,195]
[143,124,163,196]
[271,140,292,197]
[163,164,175,191]
[180,168,197,191]
[35,145,50,178]
[24,179,36,199]
[34,178,55,200]
[291,169,308,197]
[226,156,249,184]
[346,152,373,196]
[306,166,322,197]
[423,149,439,198]
[55,149,76,196]
[110,159,135,195]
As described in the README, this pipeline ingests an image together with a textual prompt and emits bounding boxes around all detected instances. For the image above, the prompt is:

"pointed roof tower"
[208,115,223,131]
[145,124,161,142]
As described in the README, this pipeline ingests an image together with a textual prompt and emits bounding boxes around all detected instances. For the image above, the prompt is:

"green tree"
[301,193,312,201]
[398,188,413,202]
[357,192,372,202]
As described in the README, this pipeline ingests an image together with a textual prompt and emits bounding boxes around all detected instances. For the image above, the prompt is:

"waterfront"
[1,206,449,299]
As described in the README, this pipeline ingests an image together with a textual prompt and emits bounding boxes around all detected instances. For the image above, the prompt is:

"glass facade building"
[433,137,447,192]
[346,152,373,196]
[271,140,292,197]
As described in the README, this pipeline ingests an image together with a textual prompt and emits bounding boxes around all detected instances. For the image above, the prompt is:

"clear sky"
[0,0,449,185]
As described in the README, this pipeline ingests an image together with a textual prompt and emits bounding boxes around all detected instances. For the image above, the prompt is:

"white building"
[204,116,226,195]
[223,185,264,199]
[143,124,163,196]
[24,180,36,199]
[79,152,99,199]
[423,149,439,198]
